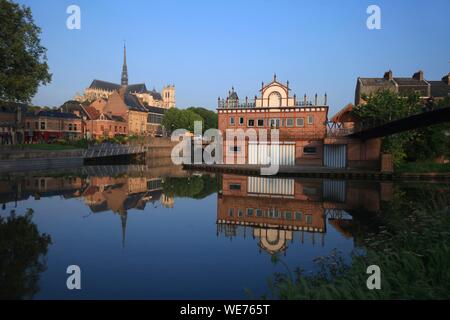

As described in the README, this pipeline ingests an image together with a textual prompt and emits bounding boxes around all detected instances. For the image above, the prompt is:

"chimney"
[413,70,424,81]
[442,73,450,85]
[384,70,393,81]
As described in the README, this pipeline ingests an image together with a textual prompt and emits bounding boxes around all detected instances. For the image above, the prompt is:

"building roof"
[89,80,121,92]
[358,77,396,87]
[429,80,450,98]
[145,106,166,114]
[122,91,148,112]
[148,89,162,100]
[84,105,101,120]
[89,80,149,95]
[28,110,81,119]
[127,83,147,94]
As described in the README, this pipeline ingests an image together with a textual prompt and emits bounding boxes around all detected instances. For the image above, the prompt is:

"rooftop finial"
[273,73,277,81]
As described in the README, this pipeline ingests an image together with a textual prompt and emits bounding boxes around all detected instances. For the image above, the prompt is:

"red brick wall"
[218,107,328,164]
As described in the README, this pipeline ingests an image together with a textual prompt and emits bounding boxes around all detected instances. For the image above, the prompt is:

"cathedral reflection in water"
[217,174,393,255]
[0,167,393,253]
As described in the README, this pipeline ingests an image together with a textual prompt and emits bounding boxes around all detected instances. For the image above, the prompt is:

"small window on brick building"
[239,117,244,125]
[295,212,302,220]
[229,117,235,125]
[246,208,254,216]
[284,211,292,220]
[306,215,313,224]
[303,146,317,154]
[257,119,264,127]
[238,208,243,217]
[228,208,234,217]
[247,119,254,127]
[68,124,72,131]
[40,122,45,130]
[229,146,241,152]
[307,115,314,125]
[296,118,304,127]
[256,209,263,217]
[74,124,77,131]
[229,184,241,190]
[286,118,294,127]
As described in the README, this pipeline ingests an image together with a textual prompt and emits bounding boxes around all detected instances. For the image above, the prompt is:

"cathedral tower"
[162,85,176,108]
[121,44,128,86]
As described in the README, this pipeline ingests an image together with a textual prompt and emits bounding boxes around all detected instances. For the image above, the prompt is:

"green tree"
[0,0,52,102]
[354,90,449,164]
[162,108,203,133]
[187,107,218,131]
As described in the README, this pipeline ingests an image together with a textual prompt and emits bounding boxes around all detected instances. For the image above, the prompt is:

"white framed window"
[307,115,314,125]
[286,118,294,127]
[229,117,235,125]
[247,119,255,127]
[296,118,304,127]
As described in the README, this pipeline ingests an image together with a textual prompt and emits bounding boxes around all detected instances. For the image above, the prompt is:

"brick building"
[355,70,450,105]
[218,75,329,166]
[24,110,82,143]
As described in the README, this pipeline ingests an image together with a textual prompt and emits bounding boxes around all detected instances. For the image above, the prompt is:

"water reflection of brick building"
[217,174,391,254]
[217,174,326,254]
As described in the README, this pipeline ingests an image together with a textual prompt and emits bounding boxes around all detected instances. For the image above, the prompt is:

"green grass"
[396,161,450,173]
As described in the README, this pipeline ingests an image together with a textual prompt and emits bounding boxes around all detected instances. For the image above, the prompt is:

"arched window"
[268,91,282,107]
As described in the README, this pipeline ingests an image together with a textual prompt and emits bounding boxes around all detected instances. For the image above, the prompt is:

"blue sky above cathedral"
[17,0,450,115]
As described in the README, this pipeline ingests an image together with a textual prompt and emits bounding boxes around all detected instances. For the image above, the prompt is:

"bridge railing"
[83,143,146,158]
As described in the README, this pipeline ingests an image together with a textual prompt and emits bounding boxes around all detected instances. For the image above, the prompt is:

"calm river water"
[0,164,448,299]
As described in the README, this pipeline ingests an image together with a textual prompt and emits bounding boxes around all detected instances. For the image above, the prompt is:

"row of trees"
[162,107,218,134]
[354,91,450,164]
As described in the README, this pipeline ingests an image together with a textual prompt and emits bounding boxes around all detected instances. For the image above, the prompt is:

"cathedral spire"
[120,212,127,248]
[121,43,128,86]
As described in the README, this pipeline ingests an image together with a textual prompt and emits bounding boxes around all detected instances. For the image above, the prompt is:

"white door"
[324,145,347,168]
[248,144,295,166]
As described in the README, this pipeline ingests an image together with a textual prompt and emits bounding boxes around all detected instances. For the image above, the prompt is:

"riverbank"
[183,163,450,181]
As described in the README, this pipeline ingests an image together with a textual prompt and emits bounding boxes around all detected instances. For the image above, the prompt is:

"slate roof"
[148,89,162,100]
[123,91,148,112]
[29,110,81,119]
[145,106,166,114]
[358,78,396,87]
[89,80,121,91]
[89,80,149,95]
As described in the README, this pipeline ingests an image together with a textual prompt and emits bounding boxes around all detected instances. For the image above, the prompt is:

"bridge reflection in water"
[217,174,392,255]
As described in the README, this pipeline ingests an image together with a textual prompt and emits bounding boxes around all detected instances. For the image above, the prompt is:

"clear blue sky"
[18,0,450,115]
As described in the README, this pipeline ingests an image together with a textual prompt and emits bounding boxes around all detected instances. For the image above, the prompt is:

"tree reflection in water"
[0,209,52,300]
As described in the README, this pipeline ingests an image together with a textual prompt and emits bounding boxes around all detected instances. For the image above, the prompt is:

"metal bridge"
[346,107,450,140]
[83,144,146,159]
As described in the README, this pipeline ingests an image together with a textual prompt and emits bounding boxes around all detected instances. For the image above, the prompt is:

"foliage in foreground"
[267,184,450,299]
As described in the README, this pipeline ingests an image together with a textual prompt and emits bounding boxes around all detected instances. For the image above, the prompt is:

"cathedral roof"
[148,89,162,100]
[89,80,121,91]
[88,80,149,95]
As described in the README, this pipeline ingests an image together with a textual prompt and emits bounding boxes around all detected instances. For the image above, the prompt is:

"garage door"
[324,145,347,168]
[248,143,295,166]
